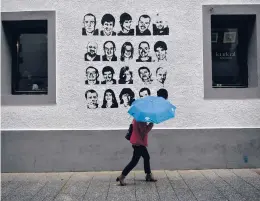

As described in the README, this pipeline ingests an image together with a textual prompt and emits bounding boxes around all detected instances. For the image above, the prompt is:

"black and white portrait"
[119,88,135,107]
[136,15,151,35]
[101,89,118,108]
[156,67,167,86]
[136,41,152,62]
[153,13,169,35]
[120,42,134,61]
[85,89,99,109]
[157,88,168,100]
[118,66,133,84]
[82,13,99,36]
[139,87,151,98]
[118,13,134,36]
[138,66,153,84]
[85,66,100,85]
[154,41,167,62]
[101,66,116,84]
[85,42,101,61]
[100,14,116,36]
[102,41,117,61]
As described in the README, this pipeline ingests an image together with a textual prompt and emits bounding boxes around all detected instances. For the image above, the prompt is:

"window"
[2,20,48,94]
[1,11,56,105]
[211,15,256,88]
[203,5,260,99]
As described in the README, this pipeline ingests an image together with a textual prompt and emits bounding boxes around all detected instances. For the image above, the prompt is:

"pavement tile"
[135,171,160,201]
[213,169,260,201]
[231,169,260,191]
[165,170,188,189]
[201,170,247,201]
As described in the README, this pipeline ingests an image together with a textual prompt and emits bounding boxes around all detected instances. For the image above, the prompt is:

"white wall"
[1,0,260,130]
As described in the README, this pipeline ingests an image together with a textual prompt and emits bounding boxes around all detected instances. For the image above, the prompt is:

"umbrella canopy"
[128,96,176,124]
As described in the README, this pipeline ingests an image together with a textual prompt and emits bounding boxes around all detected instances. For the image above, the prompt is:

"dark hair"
[101,14,115,26]
[85,89,98,99]
[102,89,118,108]
[157,88,168,99]
[139,41,150,49]
[120,42,134,61]
[138,66,150,76]
[102,66,115,74]
[139,87,151,96]
[138,14,151,22]
[154,41,167,51]
[119,66,133,83]
[86,66,98,74]
[103,41,116,50]
[83,13,96,24]
[120,13,132,28]
[119,88,135,105]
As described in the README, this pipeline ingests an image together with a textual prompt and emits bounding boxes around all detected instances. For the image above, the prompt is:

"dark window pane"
[211,15,256,88]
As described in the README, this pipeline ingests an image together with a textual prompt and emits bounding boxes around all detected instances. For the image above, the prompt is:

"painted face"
[86,68,97,82]
[124,45,132,58]
[87,43,97,56]
[84,15,95,33]
[104,42,115,57]
[139,43,149,58]
[155,47,166,60]
[122,93,130,105]
[140,90,149,98]
[138,17,150,32]
[139,68,150,81]
[123,20,132,31]
[105,92,112,102]
[155,17,164,30]
[157,68,167,84]
[103,71,113,82]
[124,70,132,82]
[86,92,98,108]
[103,21,114,35]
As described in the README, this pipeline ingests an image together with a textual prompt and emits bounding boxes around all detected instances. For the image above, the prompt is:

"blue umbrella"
[128,96,176,124]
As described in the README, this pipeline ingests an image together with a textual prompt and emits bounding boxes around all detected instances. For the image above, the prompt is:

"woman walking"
[116,119,157,186]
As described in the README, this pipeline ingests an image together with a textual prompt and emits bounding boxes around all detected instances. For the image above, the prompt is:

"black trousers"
[122,145,151,176]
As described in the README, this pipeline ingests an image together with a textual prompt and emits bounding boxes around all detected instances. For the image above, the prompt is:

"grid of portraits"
[82,13,169,36]
[83,12,170,109]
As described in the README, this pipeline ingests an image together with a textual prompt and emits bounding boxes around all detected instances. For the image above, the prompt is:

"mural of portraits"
[103,41,117,61]
[85,66,100,85]
[101,89,118,108]
[85,42,101,61]
[83,13,170,111]
[156,66,167,86]
[136,15,151,36]
[138,66,153,84]
[119,66,133,84]
[101,14,116,36]
[118,13,134,36]
[157,88,168,99]
[120,42,134,61]
[154,41,167,62]
[119,88,135,108]
[101,66,116,84]
[85,89,99,109]
[82,13,99,36]
[153,13,169,35]
[139,87,151,98]
[136,41,152,62]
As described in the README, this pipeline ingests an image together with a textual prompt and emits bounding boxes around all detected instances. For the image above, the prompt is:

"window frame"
[202,4,260,99]
[1,11,56,105]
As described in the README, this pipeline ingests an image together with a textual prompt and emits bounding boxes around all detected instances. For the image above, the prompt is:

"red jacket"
[130,119,153,147]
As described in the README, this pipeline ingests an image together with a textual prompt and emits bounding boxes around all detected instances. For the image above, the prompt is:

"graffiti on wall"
[82,12,169,109]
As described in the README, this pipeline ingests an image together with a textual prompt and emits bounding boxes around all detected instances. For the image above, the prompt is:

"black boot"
[145,173,157,182]
[116,174,126,186]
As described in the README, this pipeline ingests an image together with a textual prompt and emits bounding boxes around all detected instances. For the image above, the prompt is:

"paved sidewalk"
[1,169,260,201]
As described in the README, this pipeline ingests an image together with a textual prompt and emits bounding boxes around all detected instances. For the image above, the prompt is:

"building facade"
[1,0,260,172]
